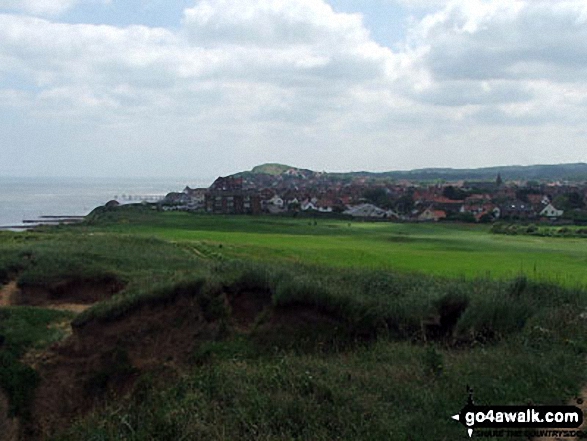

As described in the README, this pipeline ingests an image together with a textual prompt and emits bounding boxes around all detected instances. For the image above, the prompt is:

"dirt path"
[0,281,19,306]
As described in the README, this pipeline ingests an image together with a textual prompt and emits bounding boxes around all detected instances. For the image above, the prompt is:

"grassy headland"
[0,205,585,440]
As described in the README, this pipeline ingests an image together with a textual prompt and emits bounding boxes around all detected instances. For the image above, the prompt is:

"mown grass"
[1,207,586,440]
[78,207,587,286]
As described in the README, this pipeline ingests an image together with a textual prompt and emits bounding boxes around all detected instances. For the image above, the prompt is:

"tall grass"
[1,210,586,440]
[57,335,587,441]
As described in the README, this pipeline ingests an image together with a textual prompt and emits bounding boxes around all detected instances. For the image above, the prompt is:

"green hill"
[250,163,294,176]
[237,162,587,182]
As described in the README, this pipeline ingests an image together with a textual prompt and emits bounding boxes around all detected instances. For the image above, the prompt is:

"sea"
[0,176,212,228]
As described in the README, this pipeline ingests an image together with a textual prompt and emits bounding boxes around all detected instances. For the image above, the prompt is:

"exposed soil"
[269,303,345,330]
[2,272,584,441]
[0,281,19,306]
[251,302,349,351]
[228,289,272,331]
[28,293,219,439]
[0,278,102,312]
[422,295,469,342]
[15,277,124,307]
[20,286,352,439]
[0,390,19,441]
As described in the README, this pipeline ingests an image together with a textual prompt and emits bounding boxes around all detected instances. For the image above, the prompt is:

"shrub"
[525,224,538,234]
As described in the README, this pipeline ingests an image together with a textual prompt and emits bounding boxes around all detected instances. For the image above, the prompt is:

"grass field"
[85,208,587,286]
[0,206,586,440]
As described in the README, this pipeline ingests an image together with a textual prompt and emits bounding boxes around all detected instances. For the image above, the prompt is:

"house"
[205,191,261,215]
[316,199,335,213]
[258,188,275,201]
[527,194,550,206]
[264,194,286,214]
[461,202,496,217]
[182,187,207,209]
[301,200,317,211]
[163,192,189,205]
[427,197,465,214]
[344,203,398,219]
[418,208,446,222]
[539,203,564,219]
[499,201,536,220]
[267,195,285,209]
[285,197,299,209]
[209,176,243,191]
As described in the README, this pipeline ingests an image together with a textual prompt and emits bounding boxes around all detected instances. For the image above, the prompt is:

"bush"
[526,224,538,234]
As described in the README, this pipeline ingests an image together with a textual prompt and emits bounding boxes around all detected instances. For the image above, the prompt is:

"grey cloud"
[419,2,587,82]
[412,80,534,106]
[3,0,587,178]
[468,106,559,126]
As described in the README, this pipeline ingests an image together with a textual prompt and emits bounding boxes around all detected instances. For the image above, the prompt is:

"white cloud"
[1,0,587,177]
[409,0,587,82]
[183,0,367,47]
[0,0,109,16]
[387,0,449,10]
[0,0,400,123]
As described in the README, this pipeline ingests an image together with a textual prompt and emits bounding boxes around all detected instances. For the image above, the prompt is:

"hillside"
[235,162,587,183]
[250,163,295,175]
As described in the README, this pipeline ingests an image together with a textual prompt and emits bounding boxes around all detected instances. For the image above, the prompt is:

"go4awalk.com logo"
[451,387,584,438]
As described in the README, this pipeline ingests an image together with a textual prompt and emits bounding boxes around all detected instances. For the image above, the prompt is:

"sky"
[1,0,586,178]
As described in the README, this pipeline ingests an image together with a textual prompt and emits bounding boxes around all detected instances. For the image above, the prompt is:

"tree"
[553,192,585,211]
[363,187,394,209]
[442,186,467,201]
[394,194,414,214]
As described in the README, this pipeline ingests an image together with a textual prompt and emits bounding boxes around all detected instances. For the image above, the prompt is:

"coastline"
[0,216,86,232]
[0,176,210,229]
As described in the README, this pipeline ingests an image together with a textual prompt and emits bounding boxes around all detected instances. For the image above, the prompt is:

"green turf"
[81,210,587,286]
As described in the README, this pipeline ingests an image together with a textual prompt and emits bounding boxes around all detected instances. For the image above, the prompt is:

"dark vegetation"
[0,208,586,440]
[247,162,587,182]
[491,222,587,237]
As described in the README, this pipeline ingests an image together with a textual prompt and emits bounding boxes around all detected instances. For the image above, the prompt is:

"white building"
[539,203,564,219]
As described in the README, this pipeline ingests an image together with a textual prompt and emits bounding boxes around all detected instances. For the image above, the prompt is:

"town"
[161,163,587,224]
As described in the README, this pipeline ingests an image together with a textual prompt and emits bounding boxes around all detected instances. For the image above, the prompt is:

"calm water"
[0,176,211,227]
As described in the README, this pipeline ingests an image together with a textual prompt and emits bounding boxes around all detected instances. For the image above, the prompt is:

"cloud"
[1,0,587,177]
[387,0,450,10]
[181,0,395,88]
[390,0,587,135]
[0,0,109,17]
[0,0,400,124]
[409,0,587,82]
[183,0,364,46]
